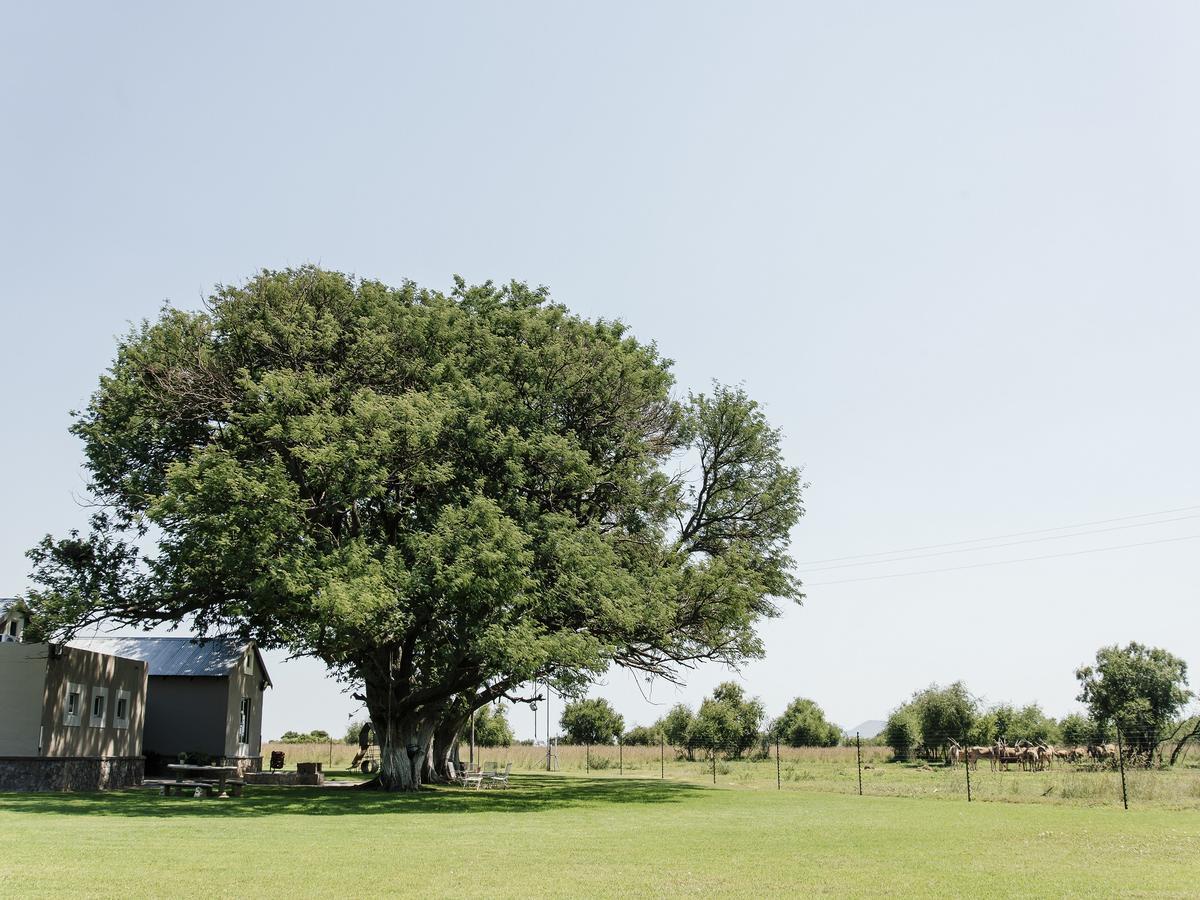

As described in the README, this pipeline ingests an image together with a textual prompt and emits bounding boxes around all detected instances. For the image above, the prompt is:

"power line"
[802,513,1200,573]
[798,504,1200,566]
[806,533,1200,586]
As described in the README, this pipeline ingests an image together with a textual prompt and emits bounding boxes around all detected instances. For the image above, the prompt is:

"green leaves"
[1076,642,1192,739]
[26,267,805,737]
[770,697,842,747]
[560,697,625,745]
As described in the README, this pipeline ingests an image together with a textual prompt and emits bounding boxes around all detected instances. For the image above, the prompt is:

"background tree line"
[883,642,1195,766]
[559,682,841,758]
[301,641,1194,768]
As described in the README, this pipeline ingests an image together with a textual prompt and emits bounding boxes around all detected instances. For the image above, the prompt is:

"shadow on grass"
[0,774,707,819]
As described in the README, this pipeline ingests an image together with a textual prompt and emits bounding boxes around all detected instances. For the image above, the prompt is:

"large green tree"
[25,268,805,790]
[1076,642,1192,760]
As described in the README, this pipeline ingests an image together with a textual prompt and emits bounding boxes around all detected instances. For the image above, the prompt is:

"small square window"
[89,687,108,728]
[63,683,83,727]
[113,690,131,729]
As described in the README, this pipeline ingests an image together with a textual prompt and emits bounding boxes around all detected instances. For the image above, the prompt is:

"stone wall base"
[0,757,144,792]
[227,756,263,775]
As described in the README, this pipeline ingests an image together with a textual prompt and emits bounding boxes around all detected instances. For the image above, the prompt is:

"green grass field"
[2,773,1198,897]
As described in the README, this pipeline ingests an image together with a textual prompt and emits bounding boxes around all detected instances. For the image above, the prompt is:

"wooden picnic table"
[166,764,239,798]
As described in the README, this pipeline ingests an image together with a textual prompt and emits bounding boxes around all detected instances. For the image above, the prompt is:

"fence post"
[963,735,971,802]
[619,739,623,776]
[660,734,665,779]
[329,739,333,768]
[585,742,589,775]
[1117,728,1128,810]
[712,748,716,784]
[775,738,781,790]
[856,732,863,796]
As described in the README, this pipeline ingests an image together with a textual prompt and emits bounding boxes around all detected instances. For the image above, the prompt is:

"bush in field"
[1058,713,1110,747]
[623,724,663,746]
[661,704,694,745]
[884,710,918,759]
[474,704,514,747]
[561,698,624,745]
[688,682,764,758]
[973,703,1060,745]
[278,729,332,743]
[909,683,976,755]
[769,697,841,747]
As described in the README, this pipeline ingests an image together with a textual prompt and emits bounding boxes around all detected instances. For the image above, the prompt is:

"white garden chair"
[484,762,512,789]
[450,762,485,790]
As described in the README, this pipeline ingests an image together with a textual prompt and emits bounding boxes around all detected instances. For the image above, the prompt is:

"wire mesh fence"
[486,726,1200,810]
[261,720,1200,809]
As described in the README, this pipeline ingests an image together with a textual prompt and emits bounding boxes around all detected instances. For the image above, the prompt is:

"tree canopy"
[560,698,624,745]
[621,723,663,746]
[472,704,514,747]
[689,682,765,758]
[971,703,1059,746]
[1057,712,1110,748]
[660,704,695,747]
[24,268,805,789]
[883,683,976,759]
[1076,642,1192,758]
[769,697,841,747]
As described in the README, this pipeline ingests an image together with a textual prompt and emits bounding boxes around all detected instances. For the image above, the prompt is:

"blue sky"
[2,2,1198,740]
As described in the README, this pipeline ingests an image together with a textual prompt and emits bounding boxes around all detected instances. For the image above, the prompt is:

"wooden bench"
[159,775,246,799]
[161,781,210,798]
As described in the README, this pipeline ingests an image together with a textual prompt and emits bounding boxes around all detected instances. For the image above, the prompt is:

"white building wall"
[0,644,49,755]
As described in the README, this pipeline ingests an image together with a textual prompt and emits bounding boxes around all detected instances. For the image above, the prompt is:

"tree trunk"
[364,716,436,790]
[428,714,467,782]
[362,674,438,791]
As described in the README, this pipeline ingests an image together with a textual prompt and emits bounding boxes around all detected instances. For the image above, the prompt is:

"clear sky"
[2,2,1198,742]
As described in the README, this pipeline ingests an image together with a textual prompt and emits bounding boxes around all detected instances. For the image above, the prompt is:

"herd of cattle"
[946,738,1119,771]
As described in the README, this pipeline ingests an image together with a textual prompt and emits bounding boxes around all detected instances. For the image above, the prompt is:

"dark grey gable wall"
[142,676,230,758]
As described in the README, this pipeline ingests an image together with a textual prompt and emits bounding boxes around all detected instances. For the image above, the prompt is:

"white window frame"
[63,683,83,727]
[244,651,254,676]
[89,686,109,728]
[113,689,131,729]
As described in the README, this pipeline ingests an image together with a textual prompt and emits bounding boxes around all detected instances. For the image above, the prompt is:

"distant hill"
[845,720,886,739]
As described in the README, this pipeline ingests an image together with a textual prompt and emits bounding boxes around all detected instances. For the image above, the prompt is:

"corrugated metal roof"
[69,636,269,683]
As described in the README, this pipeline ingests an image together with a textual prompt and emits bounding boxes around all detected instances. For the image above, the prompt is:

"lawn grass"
[2,774,1198,897]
